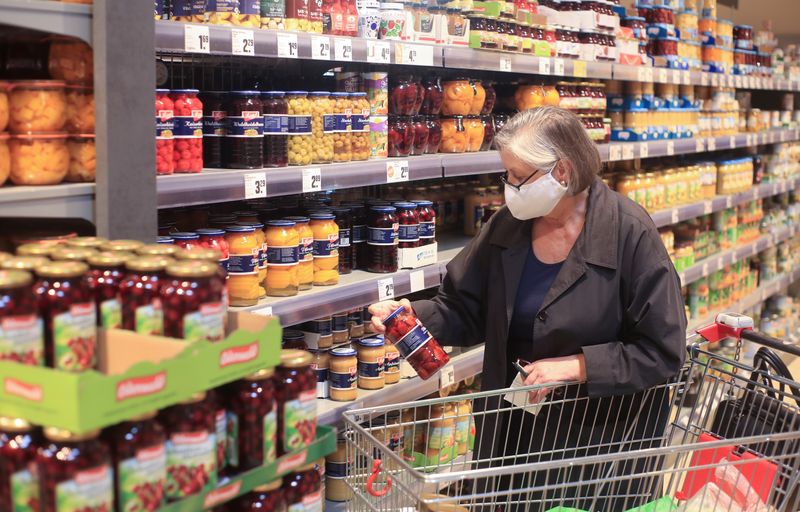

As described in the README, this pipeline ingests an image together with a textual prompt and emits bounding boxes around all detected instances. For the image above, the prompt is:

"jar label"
[312,365,329,398]
[183,301,225,343]
[287,115,313,135]
[55,465,113,512]
[264,114,289,134]
[329,368,356,389]
[300,237,314,260]
[393,320,431,359]
[228,250,259,274]
[303,319,331,336]
[156,112,174,139]
[215,408,227,470]
[261,0,285,17]
[225,411,239,468]
[118,443,167,512]
[203,112,226,137]
[240,0,260,14]
[289,491,323,512]
[100,298,122,329]
[338,228,351,248]
[427,426,455,451]
[347,309,362,325]
[135,301,164,336]
[326,460,347,479]
[455,418,470,446]
[207,0,238,14]
[263,407,277,463]
[358,357,385,378]
[10,467,37,512]
[351,224,367,243]
[219,257,230,273]
[53,302,97,371]
[384,351,400,372]
[258,243,268,270]
[267,246,300,266]
[352,113,370,133]
[227,112,265,137]
[165,431,217,499]
[283,389,317,452]
[332,314,348,332]
[312,235,339,257]
[398,223,420,242]
[0,314,44,365]
[333,111,352,132]
[173,114,204,139]
[323,114,337,134]
[170,0,194,17]
[419,220,435,239]
[367,225,399,246]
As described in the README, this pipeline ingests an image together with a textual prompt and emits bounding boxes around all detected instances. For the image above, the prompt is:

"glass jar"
[349,92,370,161]
[199,91,225,169]
[348,307,364,338]
[196,228,230,271]
[169,0,206,21]
[171,232,200,251]
[229,479,285,511]
[169,89,204,174]
[206,0,238,24]
[332,207,353,275]
[286,91,313,166]
[310,91,335,164]
[411,115,429,156]
[309,348,330,399]
[37,428,113,512]
[8,80,67,133]
[341,202,367,270]
[480,115,495,151]
[0,417,38,512]
[282,329,307,350]
[329,346,358,401]
[332,312,349,344]
[420,77,443,116]
[34,261,96,371]
[50,247,95,264]
[283,464,323,510]
[331,92,352,163]
[276,349,317,455]
[425,116,442,154]
[224,91,264,169]
[226,368,278,471]
[382,306,449,380]
[389,76,418,116]
[64,133,95,183]
[155,89,174,175]
[284,216,313,290]
[440,116,467,153]
[87,252,125,329]
[395,202,420,249]
[469,79,486,115]
[8,133,69,186]
[304,317,333,349]
[367,206,399,273]
[65,85,94,134]
[106,411,167,512]
[161,261,225,342]
[388,115,414,157]
[412,200,436,245]
[260,91,289,168]
[442,79,473,116]
[0,82,7,132]
[158,392,217,501]
[357,337,385,390]
[384,342,401,384]
[309,213,340,286]
[266,220,300,297]
[0,269,43,365]
[120,257,167,335]
[225,225,263,306]
[464,115,484,152]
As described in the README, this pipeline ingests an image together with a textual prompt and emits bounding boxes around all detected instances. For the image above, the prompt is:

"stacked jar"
[310,91,335,164]
[287,91,313,166]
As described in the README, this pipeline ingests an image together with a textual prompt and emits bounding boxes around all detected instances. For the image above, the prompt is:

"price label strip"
[377,278,395,301]
[311,35,331,60]
[538,58,550,75]
[499,58,512,72]
[277,32,298,58]
[244,172,267,199]
[367,40,391,64]
[396,43,434,66]
[335,37,353,61]
[386,160,410,183]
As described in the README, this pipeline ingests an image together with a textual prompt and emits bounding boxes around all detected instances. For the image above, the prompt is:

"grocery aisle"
[1,0,800,510]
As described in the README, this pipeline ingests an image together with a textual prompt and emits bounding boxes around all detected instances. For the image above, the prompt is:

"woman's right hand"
[368,299,413,334]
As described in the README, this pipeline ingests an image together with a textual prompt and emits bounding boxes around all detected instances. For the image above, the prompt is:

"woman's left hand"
[522,354,587,404]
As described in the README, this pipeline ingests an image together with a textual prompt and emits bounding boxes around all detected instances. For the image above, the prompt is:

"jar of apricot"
[309,213,339,286]
[265,220,300,297]
[285,216,314,290]
[224,225,262,307]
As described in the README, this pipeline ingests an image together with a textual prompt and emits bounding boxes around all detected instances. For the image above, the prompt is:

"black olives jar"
[224,91,264,169]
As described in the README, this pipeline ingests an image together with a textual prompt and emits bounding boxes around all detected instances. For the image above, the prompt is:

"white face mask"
[504,171,568,220]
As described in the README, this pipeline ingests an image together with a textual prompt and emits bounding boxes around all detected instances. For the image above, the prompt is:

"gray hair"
[494,106,601,195]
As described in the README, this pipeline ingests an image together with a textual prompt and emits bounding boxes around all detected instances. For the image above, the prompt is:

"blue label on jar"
[322,114,336,134]
[240,0,260,14]
[327,460,347,479]
[315,367,329,383]
[353,113,370,133]
[332,315,348,332]
[203,112,226,137]
[267,246,299,265]
[333,112,351,132]
[206,0,238,13]
[419,221,435,239]
[348,310,362,324]
[191,0,205,13]
[173,116,203,138]
[385,351,400,371]
[352,225,367,243]
[288,115,312,134]
[227,112,264,137]
[264,114,289,134]
[299,238,313,259]
[170,0,194,16]
[394,321,431,358]
[156,115,174,139]
[313,237,339,257]
[258,245,267,269]
[338,229,351,248]
[219,258,229,273]
[358,359,384,378]
[398,224,419,242]
[329,370,356,389]
[228,253,259,275]
[304,319,332,336]
[367,226,399,246]
[155,0,164,17]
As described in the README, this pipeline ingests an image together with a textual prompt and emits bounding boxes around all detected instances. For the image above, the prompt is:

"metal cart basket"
[342,314,800,511]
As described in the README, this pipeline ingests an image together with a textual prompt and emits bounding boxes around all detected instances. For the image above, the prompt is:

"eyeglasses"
[500,170,540,191]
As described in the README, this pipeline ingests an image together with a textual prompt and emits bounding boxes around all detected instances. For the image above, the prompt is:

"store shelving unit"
[0,183,95,222]
[0,0,92,43]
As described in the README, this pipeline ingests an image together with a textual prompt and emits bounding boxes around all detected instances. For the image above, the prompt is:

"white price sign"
[695,138,705,153]
[729,135,737,149]
[231,28,255,55]
[707,137,716,152]
[553,58,565,75]
[667,140,675,156]
[657,68,668,83]
[244,172,267,199]
[409,270,426,293]
[335,37,353,61]
[702,262,709,275]
[700,73,709,86]
[277,32,298,58]
[367,40,391,63]
[639,142,648,159]
[538,58,551,75]
[682,71,691,85]
[671,209,679,224]
[622,144,634,161]
[499,58,512,72]
[780,130,787,142]
[311,36,331,60]
[703,201,713,215]
[386,160,409,183]
[672,70,681,85]
[397,43,434,66]
[440,364,455,388]
[184,24,210,54]
[746,134,754,147]
[725,196,733,208]
[716,256,724,269]
[302,167,322,193]
[377,278,395,301]
[608,145,622,162]
[711,74,719,87]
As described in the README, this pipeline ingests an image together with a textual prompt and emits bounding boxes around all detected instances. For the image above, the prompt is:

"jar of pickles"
[0,269,43,366]
[276,350,317,455]
[266,220,300,297]
[367,206,399,274]
[170,89,204,173]
[286,91,313,166]
[226,368,278,471]
[309,213,340,286]
[310,91,334,164]
[225,225,263,306]
[349,92,370,161]
[388,116,414,157]
[0,417,38,512]
[87,252,124,329]
[120,257,167,335]
[156,89,175,175]
[161,261,226,342]
[284,216,314,290]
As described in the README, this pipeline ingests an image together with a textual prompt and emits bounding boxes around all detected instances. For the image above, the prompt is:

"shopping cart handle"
[366,459,392,498]
[696,313,754,343]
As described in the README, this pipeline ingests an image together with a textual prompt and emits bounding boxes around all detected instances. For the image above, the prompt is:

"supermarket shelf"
[0,0,92,43]
[317,345,484,425]
[442,47,614,79]
[612,65,800,91]
[0,183,95,222]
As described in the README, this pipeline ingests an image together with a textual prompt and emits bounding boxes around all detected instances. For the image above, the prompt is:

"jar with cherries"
[0,417,38,512]
[388,116,414,157]
[276,350,317,455]
[160,261,226,342]
[0,269,43,365]
[283,463,323,511]
[120,257,168,335]
[411,115,429,156]
[382,306,449,380]
[169,89,204,173]
[225,368,278,472]
[367,206,399,273]
[394,202,420,249]
[412,200,436,245]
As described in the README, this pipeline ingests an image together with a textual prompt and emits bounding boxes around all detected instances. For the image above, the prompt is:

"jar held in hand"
[382,306,449,380]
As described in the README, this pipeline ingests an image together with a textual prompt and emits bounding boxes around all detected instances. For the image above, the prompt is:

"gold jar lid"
[137,243,180,257]
[178,391,207,405]
[0,269,33,289]
[51,247,96,262]
[66,236,108,249]
[16,243,54,257]
[100,250,137,262]
[252,479,282,492]
[43,427,101,442]
[1,256,48,272]
[175,248,221,262]
[126,256,170,272]
[36,261,88,278]
[166,261,217,278]
[102,240,144,252]
[245,367,276,381]
[87,252,127,268]
[280,349,313,368]
[0,416,33,432]
[0,251,11,262]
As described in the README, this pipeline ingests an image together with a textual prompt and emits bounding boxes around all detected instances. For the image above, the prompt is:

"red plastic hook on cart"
[366,459,392,497]
[696,312,754,343]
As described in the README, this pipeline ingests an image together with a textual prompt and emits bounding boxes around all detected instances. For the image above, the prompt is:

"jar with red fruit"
[0,269,44,366]
[229,479,285,511]
[389,76,419,116]
[106,411,167,512]
[283,463,323,511]
[262,91,289,168]
[226,368,278,472]
[0,417,38,512]
[35,261,96,372]
[382,306,449,380]
[87,252,125,329]
[420,76,443,116]
[37,428,114,512]
[411,115,429,156]
[481,81,496,114]
[200,91,226,169]
[388,116,414,157]
[480,114,495,151]
[196,228,231,271]
[155,89,175,175]
[340,202,367,271]
[276,349,317,455]
[412,200,436,245]
[425,116,442,154]
[224,90,264,169]
[160,261,226,343]
[394,202,420,249]
[169,89,204,173]
[367,206,399,274]
[119,257,167,335]
[159,392,217,501]
[171,231,201,251]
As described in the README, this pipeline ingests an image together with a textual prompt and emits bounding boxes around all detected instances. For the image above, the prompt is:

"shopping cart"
[342,313,800,512]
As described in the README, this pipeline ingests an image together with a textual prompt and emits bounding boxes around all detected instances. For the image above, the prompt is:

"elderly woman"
[370,106,687,510]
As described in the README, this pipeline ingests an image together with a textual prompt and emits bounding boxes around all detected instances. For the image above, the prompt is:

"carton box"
[398,241,438,269]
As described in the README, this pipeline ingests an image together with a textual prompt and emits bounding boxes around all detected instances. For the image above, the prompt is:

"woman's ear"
[552,160,571,187]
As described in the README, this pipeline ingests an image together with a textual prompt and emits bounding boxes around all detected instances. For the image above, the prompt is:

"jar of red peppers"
[169,89,204,173]
[425,116,442,154]
[35,261,97,372]
[276,349,317,455]
[482,81,496,114]
[37,427,114,512]
[156,89,175,175]
[196,228,230,271]
[388,115,414,157]
[382,306,449,380]
[389,76,420,116]
[367,206,399,274]
[411,115,429,156]
[419,76,443,116]
[200,91,226,169]
[0,417,38,512]
[283,463,323,511]
[87,252,125,329]
[230,479,285,511]
[225,90,264,169]
[394,202,420,249]
[161,261,226,343]
[119,257,167,335]
[106,411,167,512]
[171,231,201,251]
[480,115,495,151]
[412,200,436,245]
[332,207,353,275]
[262,91,289,168]
[225,368,278,472]
[159,392,218,501]
[0,269,44,365]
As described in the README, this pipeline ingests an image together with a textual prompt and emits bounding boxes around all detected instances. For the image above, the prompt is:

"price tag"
[609,145,622,162]
[761,132,769,145]
[671,209,679,224]
[729,135,737,149]
[639,142,648,159]
[725,196,733,208]
[367,40,391,64]
[735,76,742,88]
[277,32,298,58]
[716,256,724,269]
[751,244,758,257]
[700,73,709,86]
[244,172,267,199]
[231,28,255,56]
[672,69,681,85]
[302,167,322,193]
[622,144,634,161]
[702,262,709,275]
[538,58,551,75]
[707,137,716,152]
[683,71,691,85]
[409,270,425,293]
[440,364,455,388]
[695,138,705,153]
[311,35,331,60]
[703,200,713,215]
[657,68,668,83]
[184,24,210,54]
[727,75,734,87]
[334,37,353,61]
[396,43,434,66]
[573,60,587,78]
[751,188,759,201]
[386,160,409,183]
[553,58,565,75]
[667,140,675,156]
[377,278,395,301]
[746,134,754,147]
[637,67,648,82]
[780,130,787,142]
[499,57,512,72]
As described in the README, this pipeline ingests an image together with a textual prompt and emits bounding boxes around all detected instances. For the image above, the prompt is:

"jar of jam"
[283,216,313,290]
[419,76,443,116]
[326,440,352,502]
[0,270,43,365]
[412,200,436,245]
[283,464,323,511]
[225,224,263,306]
[224,91,264,169]
[50,247,95,264]
[517,22,532,53]
[0,417,38,512]
[384,342,401,384]
[158,392,217,501]
[169,89,204,174]
[87,252,125,329]
[382,306,450,380]
[265,220,300,297]
[654,37,678,56]
[35,261,96,372]
[171,232,201,251]
[106,411,167,512]
[155,89,174,175]
[389,75,419,116]
[357,337,385,390]
[161,261,225,342]
[229,479,285,511]
[309,213,340,286]
[440,116,467,153]
[37,428,114,512]
[276,349,317,455]
[480,115,495,151]
[303,317,333,349]
[331,207,353,275]
[425,116,442,154]
[120,257,167,335]
[226,368,278,472]
[102,239,145,254]
[196,228,230,271]
[200,91,226,168]
[367,206,399,274]
[442,78,473,116]
[394,202,420,249]
[388,115,414,157]
[261,91,289,168]
[411,115,429,156]
[328,346,357,402]
[309,348,329,399]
